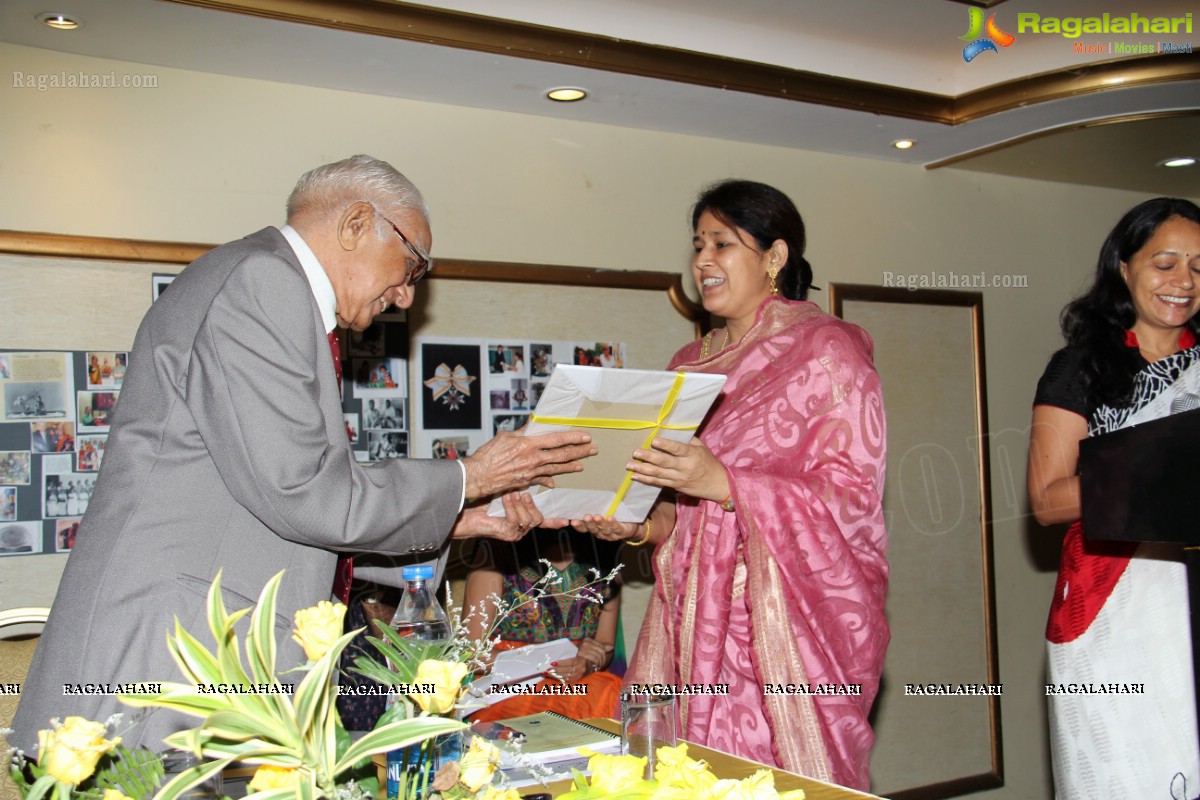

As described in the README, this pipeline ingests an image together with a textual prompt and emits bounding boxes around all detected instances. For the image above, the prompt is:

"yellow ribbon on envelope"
[530,372,693,516]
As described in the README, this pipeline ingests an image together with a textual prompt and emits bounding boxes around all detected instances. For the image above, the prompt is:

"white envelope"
[462,638,579,709]
[487,365,726,522]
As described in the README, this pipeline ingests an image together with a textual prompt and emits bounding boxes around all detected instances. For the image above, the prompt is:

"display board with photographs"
[338,313,410,463]
[413,336,626,461]
[0,349,118,556]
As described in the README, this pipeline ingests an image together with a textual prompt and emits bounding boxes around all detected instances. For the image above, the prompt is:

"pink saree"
[626,298,889,790]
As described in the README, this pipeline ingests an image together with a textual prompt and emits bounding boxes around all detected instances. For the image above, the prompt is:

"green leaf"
[292,630,356,737]
[241,788,297,800]
[93,745,165,800]
[20,773,58,800]
[373,699,412,728]
[119,682,229,715]
[145,757,234,800]
[167,623,222,687]
[204,570,230,646]
[246,572,289,726]
[334,717,465,774]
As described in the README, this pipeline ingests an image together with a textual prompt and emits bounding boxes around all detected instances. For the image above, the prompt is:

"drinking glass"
[620,690,678,780]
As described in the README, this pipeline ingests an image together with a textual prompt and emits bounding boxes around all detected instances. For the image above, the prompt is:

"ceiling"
[1,0,1197,195]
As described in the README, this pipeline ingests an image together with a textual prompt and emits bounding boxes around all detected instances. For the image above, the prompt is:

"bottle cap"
[401,564,435,581]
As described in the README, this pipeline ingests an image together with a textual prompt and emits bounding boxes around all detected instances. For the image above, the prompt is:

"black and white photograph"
[362,397,405,430]
[0,521,40,555]
[492,414,529,435]
[76,435,107,472]
[77,390,120,432]
[0,450,31,485]
[4,380,70,422]
[366,431,407,460]
[43,472,97,519]
[31,422,75,454]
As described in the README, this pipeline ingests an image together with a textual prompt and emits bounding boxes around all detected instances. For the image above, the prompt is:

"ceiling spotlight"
[36,12,81,29]
[1159,156,1197,168]
[892,139,916,150]
[546,87,587,103]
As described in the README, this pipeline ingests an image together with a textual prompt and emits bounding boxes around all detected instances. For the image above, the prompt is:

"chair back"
[1,607,49,800]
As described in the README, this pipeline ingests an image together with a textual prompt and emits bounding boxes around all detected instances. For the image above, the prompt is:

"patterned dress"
[1035,332,1200,798]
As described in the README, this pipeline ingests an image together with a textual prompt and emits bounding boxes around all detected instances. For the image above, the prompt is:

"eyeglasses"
[375,210,433,285]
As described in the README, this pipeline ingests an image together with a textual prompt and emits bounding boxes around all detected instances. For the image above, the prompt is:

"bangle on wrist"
[718,493,735,513]
[626,517,652,546]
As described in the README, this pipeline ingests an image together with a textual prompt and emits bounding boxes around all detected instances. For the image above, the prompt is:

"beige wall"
[1,41,1181,800]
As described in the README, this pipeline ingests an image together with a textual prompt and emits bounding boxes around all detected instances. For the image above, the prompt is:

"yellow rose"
[585,751,652,795]
[36,716,121,785]
[457,736,500,792]
[653,743,717,792]
[708,770,781,800]
[248,764,301,791]
[408,659,468,715]
[291,600,347,661]
[102,788,133,800]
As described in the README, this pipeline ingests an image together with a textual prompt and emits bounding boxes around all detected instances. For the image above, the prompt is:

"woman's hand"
[546,638,612,682]
[570,515,641,542]
[627,436,730,502]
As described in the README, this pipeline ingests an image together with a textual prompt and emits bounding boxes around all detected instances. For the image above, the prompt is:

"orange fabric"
[468,671,622,723]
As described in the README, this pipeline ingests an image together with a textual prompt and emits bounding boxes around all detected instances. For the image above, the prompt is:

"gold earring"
[769,270,779,296]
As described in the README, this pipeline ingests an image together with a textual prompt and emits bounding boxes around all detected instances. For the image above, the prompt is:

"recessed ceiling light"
[1159,156,1197,169]
[892,139,916,150]
[546,87,587,103]
[36,12,82,30]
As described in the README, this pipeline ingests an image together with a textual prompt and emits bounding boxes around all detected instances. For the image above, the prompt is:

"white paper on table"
[462,638,578,709]
[487,365,726,522]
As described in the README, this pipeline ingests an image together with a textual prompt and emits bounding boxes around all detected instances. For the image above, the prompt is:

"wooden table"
[534,719,887,800]
[369,718,886,799]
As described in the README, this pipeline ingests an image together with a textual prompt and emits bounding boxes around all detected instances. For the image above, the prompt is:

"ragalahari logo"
[960,7,1016,62]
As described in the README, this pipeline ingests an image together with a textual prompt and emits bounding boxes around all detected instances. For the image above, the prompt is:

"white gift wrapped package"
[486,365,726,522]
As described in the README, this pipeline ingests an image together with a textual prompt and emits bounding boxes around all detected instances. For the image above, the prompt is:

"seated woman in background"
[464,528,623,722]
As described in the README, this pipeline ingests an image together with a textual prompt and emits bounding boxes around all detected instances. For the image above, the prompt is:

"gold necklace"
[701,328,731,358]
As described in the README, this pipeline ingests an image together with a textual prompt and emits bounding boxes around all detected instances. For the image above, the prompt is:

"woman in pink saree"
[577,180,888,790]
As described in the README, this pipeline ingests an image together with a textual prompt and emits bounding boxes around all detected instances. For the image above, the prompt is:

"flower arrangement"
[558,744,807,800]
[6,571,464,800]
[345,560,620,799]
[11,560,698,800]
[7,716,165,800]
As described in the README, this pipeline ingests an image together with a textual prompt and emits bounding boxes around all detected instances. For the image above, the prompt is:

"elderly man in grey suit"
[12,155,594,753]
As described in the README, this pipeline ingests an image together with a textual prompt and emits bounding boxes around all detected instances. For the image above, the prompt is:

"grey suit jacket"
[13,228,462,752]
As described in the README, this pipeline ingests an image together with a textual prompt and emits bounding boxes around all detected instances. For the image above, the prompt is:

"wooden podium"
[1079,405,1200,755]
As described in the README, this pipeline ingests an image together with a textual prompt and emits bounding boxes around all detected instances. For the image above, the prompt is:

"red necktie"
[328,331,353,604]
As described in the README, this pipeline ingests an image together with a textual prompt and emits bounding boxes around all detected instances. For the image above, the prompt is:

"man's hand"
[450,492,571,541]
[462,429,595,500]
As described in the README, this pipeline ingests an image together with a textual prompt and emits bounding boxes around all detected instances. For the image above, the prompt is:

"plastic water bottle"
[389,564,452,641]
[386,565,455,799]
